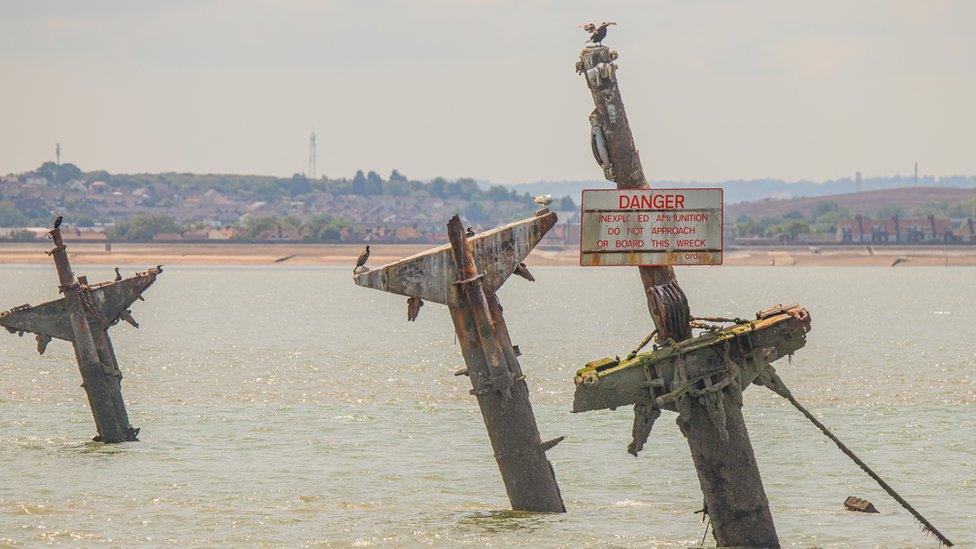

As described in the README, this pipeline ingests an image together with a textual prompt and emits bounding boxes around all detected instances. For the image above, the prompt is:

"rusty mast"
[354,213,566,513]
[573,41,953,548]
[0,221,162,443]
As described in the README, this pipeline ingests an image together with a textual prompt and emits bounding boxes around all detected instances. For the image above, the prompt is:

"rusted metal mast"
[577,45,779,546]
[0,223,162,443]
[577,46,691,342]
[355,213,565,512]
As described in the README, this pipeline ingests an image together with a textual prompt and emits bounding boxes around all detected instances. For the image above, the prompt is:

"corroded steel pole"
[446,216,565,512]
[354,214,564,512]
[578,46,691,342]
[90,327,136,438]
[577,45,778,546]
[2,224,160,442]
[50,228,134,442]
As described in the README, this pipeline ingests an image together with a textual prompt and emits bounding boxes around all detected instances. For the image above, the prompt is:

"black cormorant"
[53,215,63,229]
[581,21,617,45]
[355,246,370,272]
[407,296,424,321]
[114,267,122,281]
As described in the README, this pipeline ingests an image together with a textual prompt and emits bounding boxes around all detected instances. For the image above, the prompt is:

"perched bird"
[114,267,122,281]
[355,246,370,272]
[581,21,617,45]
[407,296,424,321]
[53,215,63,229]
[120,309,139,328]
[513,262,535,282]
[465,227,475,237]
[533,194,553,207]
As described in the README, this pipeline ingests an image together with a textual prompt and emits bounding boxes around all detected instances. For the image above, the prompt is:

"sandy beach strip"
[0,241,974,267]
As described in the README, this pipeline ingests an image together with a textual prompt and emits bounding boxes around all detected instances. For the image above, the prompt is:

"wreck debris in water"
[578,43,781,547]
[574,43,953,547]
[0,222,162,443]
[353,213,565,513]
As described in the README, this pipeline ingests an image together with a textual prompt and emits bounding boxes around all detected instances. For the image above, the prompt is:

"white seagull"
[533,194,553,207]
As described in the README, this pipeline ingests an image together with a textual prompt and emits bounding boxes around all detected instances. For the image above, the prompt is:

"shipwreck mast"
[354,213,565,512]
[0,222,162,442]
[577,45,778,546]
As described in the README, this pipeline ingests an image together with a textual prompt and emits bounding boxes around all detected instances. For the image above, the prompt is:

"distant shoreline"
[1,241,975,267]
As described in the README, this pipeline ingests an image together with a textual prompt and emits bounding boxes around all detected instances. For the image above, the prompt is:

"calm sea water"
[0,265,973,547]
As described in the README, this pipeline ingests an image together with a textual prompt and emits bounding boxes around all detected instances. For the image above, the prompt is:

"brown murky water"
[1,266,973,546]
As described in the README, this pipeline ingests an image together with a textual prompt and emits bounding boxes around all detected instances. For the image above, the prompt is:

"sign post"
[577,44,780,546]
[580,188,723,266]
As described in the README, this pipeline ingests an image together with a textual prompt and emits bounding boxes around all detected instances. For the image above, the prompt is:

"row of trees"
[873,198,976,220]
[16,162,570,209]
[237,213,348,241]
[735,201,854,239]
[735,198,976,239]
[0,200,28,227]
[106,214,183,241]
[102,213,351,242]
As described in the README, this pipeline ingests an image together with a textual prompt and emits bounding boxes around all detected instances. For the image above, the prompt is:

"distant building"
[71,228,108,241]
[736,234,790,246]
[181,230,211,240]
[838,214,960,243]
[795,233,835,244]
[394,226,422,243]
[153,232,184,241]
[208,227,238,240]
[0,227,47,240]
[954,218,976,242]
[257,227,303,241]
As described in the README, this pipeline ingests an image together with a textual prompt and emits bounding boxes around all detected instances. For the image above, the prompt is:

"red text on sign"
[619,193,685,209]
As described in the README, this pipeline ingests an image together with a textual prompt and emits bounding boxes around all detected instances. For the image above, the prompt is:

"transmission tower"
[308,132,317,179]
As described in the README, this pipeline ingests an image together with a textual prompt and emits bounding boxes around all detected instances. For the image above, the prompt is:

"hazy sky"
[1,1,973,183]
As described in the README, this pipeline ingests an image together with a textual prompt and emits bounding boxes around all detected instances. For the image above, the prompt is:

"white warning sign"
[580,188,724,266]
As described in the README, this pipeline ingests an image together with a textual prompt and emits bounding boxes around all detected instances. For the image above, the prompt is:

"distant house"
[201,189,234,206]
[208,227,238,240]
[71,228,108,241]
[837,215,954,243]
[0,227,47,240]
[838,215,876,243]
[736,234,790,246]
[182,230,211,240]
[545,219,581,245]
[394,226,422,242]
[257,227,303,241]
[795,233,835,244]
[954,219,976,242]
[153,232,184,241]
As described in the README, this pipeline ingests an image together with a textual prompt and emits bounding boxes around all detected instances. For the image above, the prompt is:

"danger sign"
[580,188,723,266]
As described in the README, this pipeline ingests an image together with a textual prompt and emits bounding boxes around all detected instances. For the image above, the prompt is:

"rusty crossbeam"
[577,44,780,547]
[0,225,161,442]
[354,213,565,512]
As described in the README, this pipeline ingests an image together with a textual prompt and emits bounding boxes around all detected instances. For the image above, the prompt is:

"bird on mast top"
[581,21,617,45]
